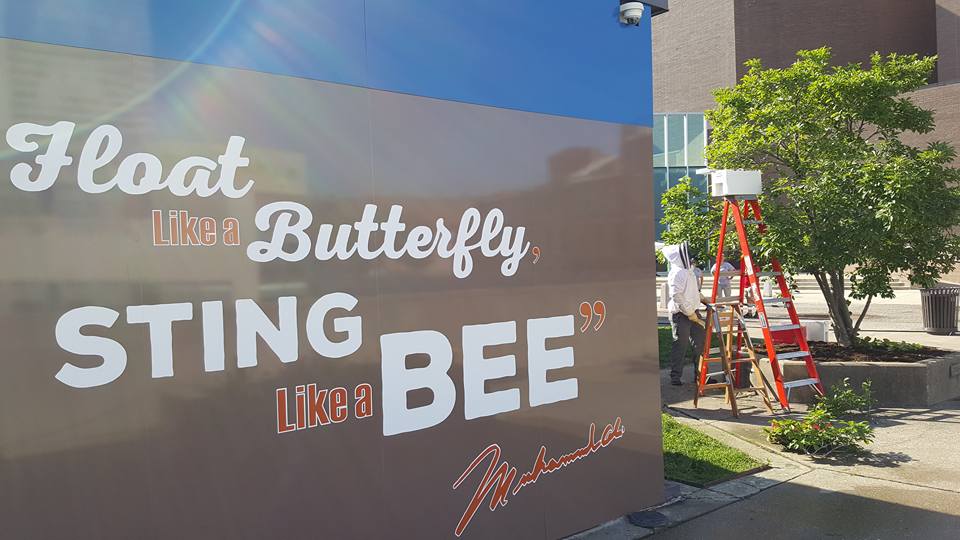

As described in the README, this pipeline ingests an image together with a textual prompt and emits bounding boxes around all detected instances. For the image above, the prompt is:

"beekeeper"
[663,242,706,386]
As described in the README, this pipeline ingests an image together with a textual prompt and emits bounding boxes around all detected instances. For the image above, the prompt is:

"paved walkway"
[575,371,960,539]
[658,288,960,350]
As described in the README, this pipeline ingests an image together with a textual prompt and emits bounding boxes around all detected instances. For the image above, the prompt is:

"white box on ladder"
[704,169,762,197]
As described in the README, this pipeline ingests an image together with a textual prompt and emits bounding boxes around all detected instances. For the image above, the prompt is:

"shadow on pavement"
[659,367,803,427]
[872,401,960,426]
[652,469,960,539]
[809,451,913,469]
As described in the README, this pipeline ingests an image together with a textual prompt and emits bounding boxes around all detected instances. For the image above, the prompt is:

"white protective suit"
[663,243,701,316]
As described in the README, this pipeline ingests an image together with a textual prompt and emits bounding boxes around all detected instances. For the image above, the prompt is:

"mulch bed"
[776,342,951,363]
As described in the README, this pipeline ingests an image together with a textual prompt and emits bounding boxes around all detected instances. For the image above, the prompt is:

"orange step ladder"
[697,195,824,412]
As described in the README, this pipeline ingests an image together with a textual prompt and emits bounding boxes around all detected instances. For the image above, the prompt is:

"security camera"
[619,1,645,26]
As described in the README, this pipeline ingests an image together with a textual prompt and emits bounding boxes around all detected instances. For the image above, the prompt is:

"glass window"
[690,169,708,195]
[667,114,685,167]
[686,113,706,167]
[653,114,665,167]
[654,167,668,238]
[668,166,688,189]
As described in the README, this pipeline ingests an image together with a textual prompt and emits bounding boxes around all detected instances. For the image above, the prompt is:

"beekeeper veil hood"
[662,242,692,270]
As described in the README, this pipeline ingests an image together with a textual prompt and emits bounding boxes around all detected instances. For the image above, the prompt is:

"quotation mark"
[578,300,606,333]
[532,246,541,264]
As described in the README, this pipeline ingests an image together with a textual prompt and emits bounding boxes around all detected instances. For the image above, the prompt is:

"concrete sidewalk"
[577,371,960,539]
[660,370,960,538]
[654,467,960,540]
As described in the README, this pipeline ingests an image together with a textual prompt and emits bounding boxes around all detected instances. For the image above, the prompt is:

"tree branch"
[854,295,874,333]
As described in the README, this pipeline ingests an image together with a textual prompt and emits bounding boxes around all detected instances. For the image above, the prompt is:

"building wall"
[734,0,937,78]
[654,0,939,113]
[938,0,960,82]
[903,83,960,159]
[652,0,737,112]
[902,82,960,284]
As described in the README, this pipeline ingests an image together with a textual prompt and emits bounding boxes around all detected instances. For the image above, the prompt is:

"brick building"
[652,0,960,280]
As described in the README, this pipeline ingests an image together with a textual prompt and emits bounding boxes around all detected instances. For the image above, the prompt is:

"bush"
[766,410,874,457]
[765,378,875,457]
[855,336,925,354]
[812,378,875,417]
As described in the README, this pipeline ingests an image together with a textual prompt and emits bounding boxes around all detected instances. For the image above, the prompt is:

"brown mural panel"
[0,37,661,539]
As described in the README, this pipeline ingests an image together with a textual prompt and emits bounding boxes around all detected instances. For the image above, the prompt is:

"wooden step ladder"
[697,195,824,413]
[694,303,775,417]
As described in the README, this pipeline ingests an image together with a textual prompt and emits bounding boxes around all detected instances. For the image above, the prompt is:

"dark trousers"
[669,311,705,382]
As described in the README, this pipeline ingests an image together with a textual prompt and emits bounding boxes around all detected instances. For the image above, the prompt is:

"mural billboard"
[0,1,662,537]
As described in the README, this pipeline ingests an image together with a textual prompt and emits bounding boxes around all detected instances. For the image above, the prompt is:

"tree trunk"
[813,270,857,347]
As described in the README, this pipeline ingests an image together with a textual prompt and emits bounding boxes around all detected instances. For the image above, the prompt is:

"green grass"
[662,414,764,487]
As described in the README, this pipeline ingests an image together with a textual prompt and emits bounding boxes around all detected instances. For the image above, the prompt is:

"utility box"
[708,169,763,197]
[801,319,832,342]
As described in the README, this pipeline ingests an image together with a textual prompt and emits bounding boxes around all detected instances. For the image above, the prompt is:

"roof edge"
[645,0,668,16]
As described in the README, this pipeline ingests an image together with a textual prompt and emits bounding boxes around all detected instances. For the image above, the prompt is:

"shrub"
[765,410,874,457]
[855,336,925,354]
[765,379,876,457]
[812,378,875,417]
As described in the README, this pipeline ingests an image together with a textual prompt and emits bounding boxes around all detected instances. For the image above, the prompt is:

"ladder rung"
[761,297,791,305]
[757,271,782,277]
[772,350,811,361]
[715,271,740,278]
[743,219,763,225]
[782,377,819,389]
[709,347,722,354]
[768,324,800,332]
[713,296,742,305]
[701,383,730,390]
[705,371,727,378]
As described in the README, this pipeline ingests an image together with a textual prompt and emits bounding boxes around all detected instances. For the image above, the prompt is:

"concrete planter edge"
[781,352,960,407]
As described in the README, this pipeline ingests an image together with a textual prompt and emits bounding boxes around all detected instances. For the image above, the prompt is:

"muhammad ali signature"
[452,417,625,536]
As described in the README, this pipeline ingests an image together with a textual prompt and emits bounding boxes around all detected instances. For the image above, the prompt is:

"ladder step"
[704,356,754,364]
[715,271,740,278]
[761,297,791,305]
[705,371,727,378]
[782,377,820,389]
[768,324,800,332]
[757,271,782,278]
[713,296,742,305]
[743,219,763,225]
[772,350,811,361]
[701,383,730,390]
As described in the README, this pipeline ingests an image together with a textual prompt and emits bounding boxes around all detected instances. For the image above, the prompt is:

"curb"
[569,411,810,539]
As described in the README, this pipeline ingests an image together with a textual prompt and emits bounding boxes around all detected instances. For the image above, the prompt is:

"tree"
[704,47,960,346]
[659,177,720,261]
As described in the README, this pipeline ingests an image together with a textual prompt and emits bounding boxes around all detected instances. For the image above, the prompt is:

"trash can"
[920,287,960,335]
